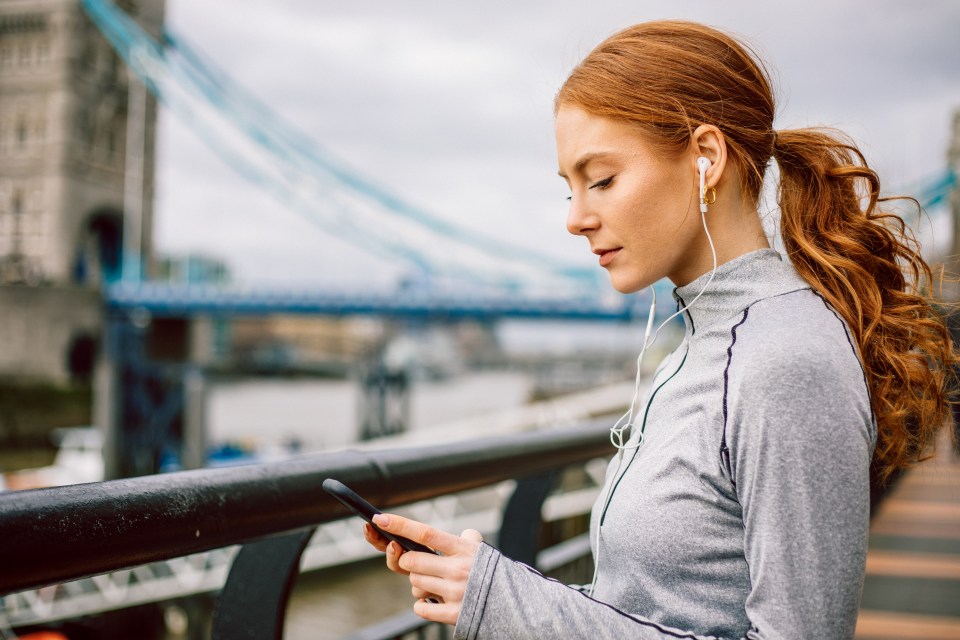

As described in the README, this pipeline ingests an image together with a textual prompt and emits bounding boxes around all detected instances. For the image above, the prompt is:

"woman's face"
[556,105,705,293]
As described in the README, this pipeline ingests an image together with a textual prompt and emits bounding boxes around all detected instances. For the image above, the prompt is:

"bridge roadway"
[854,430,960,639]
[105,282,658,322]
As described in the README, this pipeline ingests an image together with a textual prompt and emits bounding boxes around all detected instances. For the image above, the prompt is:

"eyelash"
[590,176,614,190]
[566,176,614,201]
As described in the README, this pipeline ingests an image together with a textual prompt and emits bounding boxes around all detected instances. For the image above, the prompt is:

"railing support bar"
[497,471,559,567]
[211,527,315,640]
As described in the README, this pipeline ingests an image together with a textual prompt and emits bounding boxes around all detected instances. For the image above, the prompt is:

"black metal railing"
[0,421,611,639]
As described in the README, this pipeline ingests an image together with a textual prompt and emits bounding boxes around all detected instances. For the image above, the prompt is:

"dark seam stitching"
[719,286,814,488]
[513,560,717,639]
[676,291,696,335]
[599,342,690,527]
[721,308,750,488]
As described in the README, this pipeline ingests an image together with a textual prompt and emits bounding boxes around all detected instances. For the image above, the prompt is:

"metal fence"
[0,421,612,639]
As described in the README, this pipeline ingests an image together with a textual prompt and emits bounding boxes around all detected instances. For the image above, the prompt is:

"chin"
[607,273,649,295]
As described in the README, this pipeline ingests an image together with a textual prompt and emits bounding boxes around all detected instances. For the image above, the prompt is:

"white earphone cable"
[607,207,718,453]
[589,173,718,597]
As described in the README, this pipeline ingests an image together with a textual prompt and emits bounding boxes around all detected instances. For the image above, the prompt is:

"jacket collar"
[672,249,810,335]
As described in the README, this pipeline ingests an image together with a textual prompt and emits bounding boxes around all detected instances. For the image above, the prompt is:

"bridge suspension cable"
[80,0,954,296]
[81,0,602,293]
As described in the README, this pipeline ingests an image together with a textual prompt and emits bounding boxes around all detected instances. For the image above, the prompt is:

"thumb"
[460,528,483,543]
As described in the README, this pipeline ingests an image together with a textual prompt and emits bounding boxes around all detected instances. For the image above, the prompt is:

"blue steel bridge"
[82,0,955,322]
[78,0,685,496]
[105,281,649,322]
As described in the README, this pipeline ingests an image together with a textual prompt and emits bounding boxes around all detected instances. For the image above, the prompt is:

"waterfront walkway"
[856,432,960,638]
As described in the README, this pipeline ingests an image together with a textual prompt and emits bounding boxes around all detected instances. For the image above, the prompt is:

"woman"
[363,20,956,639]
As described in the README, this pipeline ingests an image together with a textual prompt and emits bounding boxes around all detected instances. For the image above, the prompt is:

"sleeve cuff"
[453,542,501,640]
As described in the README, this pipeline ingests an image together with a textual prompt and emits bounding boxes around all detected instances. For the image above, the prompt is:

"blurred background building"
[0,0,163,383]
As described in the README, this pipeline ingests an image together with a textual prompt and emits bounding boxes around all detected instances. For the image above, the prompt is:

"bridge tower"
[0,0,163,385]
[0,0,163,286]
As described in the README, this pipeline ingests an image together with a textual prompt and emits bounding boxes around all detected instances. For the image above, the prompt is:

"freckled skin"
[556,106,708,292]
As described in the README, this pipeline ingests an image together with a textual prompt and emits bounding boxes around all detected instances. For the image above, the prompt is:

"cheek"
[617,188,671,239]
[644,177,695,234]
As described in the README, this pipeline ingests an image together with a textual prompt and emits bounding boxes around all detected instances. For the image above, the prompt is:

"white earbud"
[697,156,711,213]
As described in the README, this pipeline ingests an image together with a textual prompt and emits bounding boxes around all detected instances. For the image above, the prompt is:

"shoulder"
[728,288,863,384]
[722,290,875,473]
[723,288,872,427]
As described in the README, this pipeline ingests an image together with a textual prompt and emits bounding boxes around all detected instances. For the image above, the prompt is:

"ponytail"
[774,128,956,483]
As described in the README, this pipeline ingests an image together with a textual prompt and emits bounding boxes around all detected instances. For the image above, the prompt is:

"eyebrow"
[557,152,614,178]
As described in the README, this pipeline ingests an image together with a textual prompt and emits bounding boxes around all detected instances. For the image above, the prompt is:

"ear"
[690,124,727,189]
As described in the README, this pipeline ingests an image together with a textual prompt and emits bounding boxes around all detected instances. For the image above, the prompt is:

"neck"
[671,199,769,288]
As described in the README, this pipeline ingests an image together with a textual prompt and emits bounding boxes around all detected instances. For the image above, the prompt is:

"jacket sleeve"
[454,542,729,640]
[726,332,875,639]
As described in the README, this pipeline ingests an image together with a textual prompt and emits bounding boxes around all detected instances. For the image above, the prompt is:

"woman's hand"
[362,514,483,625]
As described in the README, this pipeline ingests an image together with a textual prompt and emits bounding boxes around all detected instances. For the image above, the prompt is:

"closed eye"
[566,176,614,201]
[590,176,614,190]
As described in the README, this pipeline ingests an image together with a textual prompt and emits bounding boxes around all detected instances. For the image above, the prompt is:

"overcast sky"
[152,0,960,290]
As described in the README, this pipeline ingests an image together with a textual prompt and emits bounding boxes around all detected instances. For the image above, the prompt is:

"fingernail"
[372,514,389,527]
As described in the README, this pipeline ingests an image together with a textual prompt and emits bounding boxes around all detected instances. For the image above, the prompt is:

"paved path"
[856,432,960,639]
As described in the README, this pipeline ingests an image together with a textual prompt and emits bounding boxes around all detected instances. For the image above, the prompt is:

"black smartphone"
[323,478,437,555]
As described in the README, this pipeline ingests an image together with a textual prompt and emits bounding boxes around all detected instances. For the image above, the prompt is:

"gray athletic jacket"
[454,249,875,639]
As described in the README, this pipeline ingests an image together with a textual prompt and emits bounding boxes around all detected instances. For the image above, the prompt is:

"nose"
[566,196,598,237]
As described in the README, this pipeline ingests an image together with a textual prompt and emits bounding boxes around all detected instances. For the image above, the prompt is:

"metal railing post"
[497,471,559,566]
[211,528,316,640]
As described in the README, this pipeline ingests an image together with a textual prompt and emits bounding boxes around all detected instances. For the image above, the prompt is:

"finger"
[385,541,409,575]
[401,544,480,581]
[363,524,389,551]
[412,598,458,626]
[397,550,462,578]
[409,572,457,601]
[460,528,483,543]
[372,514,461,555]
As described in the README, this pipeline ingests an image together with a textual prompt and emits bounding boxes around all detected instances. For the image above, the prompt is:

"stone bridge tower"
[0,0,163,384]
[0,0,163,287]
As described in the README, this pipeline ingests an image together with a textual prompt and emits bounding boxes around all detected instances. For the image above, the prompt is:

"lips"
[594,248,622,267]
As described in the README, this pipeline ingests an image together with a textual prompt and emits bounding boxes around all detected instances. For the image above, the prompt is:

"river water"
[205,370,536,452]
[284,559,423,640]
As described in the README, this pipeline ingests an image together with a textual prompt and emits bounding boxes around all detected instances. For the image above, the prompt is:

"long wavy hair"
[556,20,956,483]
